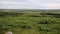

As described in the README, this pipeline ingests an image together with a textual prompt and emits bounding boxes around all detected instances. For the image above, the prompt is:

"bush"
[38,20,50,24]
[21,25,31,29]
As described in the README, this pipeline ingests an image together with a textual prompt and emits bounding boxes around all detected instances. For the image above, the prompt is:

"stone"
[5,31,13,34]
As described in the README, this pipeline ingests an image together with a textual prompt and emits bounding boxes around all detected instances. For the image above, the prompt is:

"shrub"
[38,20,50,24]
[21,25,31,29]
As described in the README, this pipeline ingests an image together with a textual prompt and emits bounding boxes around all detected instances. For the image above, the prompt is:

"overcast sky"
[0,0,60,9]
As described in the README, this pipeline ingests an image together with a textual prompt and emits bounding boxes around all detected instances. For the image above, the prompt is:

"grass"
[0,10,60,34]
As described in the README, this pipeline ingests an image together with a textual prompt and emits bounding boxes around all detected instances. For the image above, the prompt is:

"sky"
[0,0,60,9]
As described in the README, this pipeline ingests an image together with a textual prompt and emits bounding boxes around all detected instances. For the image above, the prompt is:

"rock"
[5,31,13,34]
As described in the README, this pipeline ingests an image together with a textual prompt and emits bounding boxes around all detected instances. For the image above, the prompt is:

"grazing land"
[0,9,60,34]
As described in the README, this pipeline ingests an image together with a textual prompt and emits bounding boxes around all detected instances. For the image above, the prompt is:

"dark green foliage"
[0,11,24,17]
[21,25,31,29]
[8,24,15,27]
[38,20,50,24]
[29,15,40,17]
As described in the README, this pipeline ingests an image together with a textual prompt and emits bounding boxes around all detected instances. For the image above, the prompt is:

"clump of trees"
[40,13,60,18]
[0,11,24,17]
[29,15,40,17]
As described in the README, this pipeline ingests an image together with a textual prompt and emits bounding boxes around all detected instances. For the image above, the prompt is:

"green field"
[0,10,60,34]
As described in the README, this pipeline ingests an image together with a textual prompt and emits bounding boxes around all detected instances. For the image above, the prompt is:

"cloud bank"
[0,0,60,9]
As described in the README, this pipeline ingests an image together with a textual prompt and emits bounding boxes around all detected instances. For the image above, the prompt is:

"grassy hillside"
[0,10,60,34]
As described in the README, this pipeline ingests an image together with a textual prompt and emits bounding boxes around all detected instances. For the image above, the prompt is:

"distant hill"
[0,9,60,14]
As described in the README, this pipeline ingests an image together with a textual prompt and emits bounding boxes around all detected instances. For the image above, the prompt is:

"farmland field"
[0,9,60,34]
